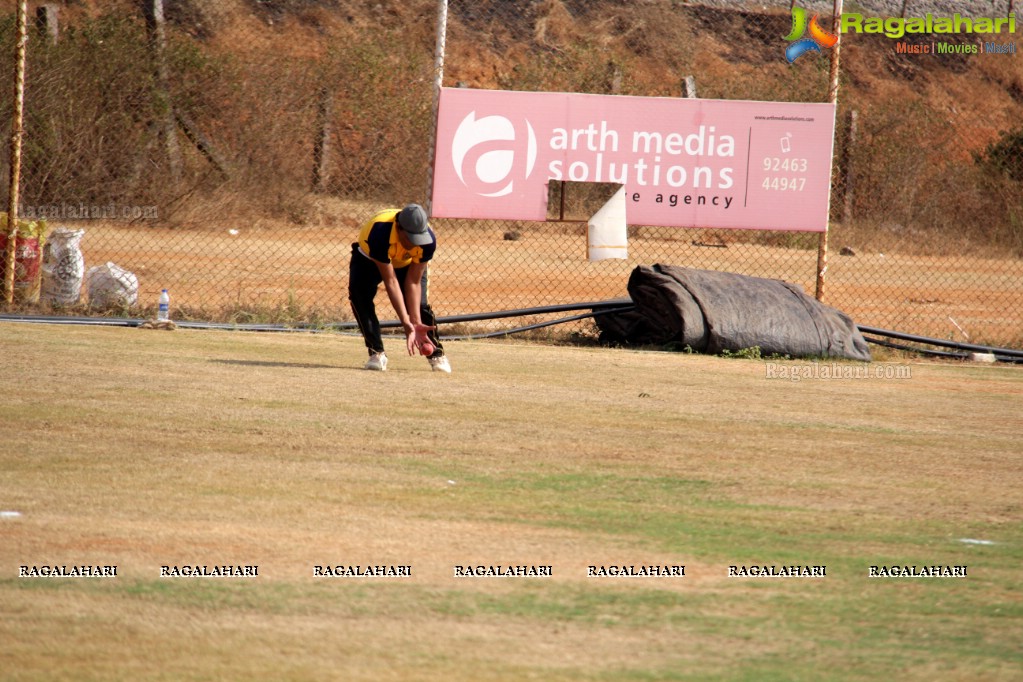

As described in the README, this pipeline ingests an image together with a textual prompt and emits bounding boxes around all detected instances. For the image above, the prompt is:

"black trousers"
[348,244,443,357]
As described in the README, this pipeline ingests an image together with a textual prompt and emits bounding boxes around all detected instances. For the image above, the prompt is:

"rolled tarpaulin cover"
[596,264,871,361]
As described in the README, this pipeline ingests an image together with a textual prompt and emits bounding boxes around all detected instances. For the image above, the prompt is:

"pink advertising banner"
[431,88,837,232]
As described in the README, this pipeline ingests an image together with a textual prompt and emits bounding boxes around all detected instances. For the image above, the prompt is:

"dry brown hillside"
[42,0,1023,153]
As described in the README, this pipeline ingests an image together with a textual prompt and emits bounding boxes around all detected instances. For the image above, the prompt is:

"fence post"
[424,0,448,214]
[817,0,844,301]
[3,0,28,306]
[36,4,59,44]
[842,109,857,225]
[143,0,182,184]
[681,75,697,99]
[311,87,333,192]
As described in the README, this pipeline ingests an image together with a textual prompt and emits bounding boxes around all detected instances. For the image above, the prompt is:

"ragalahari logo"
[784,5,839,63]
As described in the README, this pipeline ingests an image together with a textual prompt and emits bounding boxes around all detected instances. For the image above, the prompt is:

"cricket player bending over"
[348,203,450,373]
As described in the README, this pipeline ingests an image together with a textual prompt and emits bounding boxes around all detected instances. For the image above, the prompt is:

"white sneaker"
[364,352,387,371]
[428,355,451,373]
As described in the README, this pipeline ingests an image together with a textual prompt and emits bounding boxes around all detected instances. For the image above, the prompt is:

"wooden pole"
[841,109,857,226]
[3,1,28,306]
[816,0,843,302]
[609,63,622,94]
[681,75,697,99]
[311,87,333,192]
[175,109,229,180]
[143,0,181,184]
[36,4,59,45]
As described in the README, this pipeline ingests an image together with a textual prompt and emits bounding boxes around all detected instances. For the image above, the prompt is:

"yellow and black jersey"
[356,208,436,269]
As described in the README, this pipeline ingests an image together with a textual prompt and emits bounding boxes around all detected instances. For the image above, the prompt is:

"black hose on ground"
[857,324,1023,359]
[1,299,1020,362]
[861,336,1023,364]
[439,305,636,340]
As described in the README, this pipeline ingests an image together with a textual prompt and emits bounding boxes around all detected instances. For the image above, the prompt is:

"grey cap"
[396,204,432,246]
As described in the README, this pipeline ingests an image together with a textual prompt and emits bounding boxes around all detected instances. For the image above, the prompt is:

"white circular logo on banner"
[451,112,536,197]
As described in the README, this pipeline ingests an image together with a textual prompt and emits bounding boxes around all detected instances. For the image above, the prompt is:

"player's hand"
[405,322,436,356]
[412,323,437,356]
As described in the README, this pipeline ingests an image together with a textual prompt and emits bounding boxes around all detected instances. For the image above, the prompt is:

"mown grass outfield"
[1,322,1020,681]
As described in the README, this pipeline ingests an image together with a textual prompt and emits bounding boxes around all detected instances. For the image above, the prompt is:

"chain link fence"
[1,0,1020,346]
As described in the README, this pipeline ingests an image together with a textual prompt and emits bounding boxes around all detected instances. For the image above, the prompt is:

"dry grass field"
[1,321,1020,680]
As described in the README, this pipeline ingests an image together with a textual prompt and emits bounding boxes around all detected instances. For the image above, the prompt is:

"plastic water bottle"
[157,289,170,321]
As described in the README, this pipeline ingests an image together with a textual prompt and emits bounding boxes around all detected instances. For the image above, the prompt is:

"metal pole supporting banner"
[3,0,28,306]
[424,0,448,215]
[816,0,843,302]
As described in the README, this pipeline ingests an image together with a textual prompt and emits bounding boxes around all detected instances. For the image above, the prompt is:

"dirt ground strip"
[26,220,1023,345]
